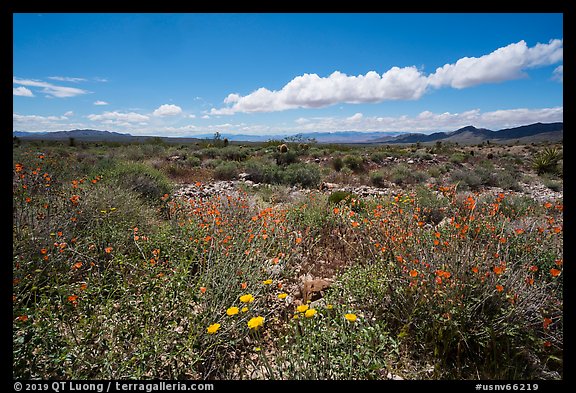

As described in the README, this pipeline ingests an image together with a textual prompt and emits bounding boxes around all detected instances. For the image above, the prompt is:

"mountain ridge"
[13,122,563,144]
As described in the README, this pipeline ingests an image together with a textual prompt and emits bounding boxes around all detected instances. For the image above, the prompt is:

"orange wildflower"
[493,266,504,275]
[495,285,504,292]
[200,286,207,294]
[550,268,561,277]
[68,294,78,305]
[543,317,552,329]
[104,247,113,253]
[409,269,418,277]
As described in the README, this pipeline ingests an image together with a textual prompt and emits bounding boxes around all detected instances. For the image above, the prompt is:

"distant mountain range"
[13,122,563,144]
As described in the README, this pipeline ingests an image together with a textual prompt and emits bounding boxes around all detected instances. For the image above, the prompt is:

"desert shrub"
[282,163,321,188]
[389,164,428,185]
[449,152,468,164]
[101,161,172,203]
[450,169,482,190]
[343,155,364,172]
[541,176,562,192]
[274,150,299,166]
[213,161,239,180]
[220,146,249,162]
[370,170,386,187]
[331,156,344,172]
[244,159,283,184]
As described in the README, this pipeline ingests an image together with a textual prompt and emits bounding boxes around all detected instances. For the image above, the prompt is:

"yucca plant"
[532,147,562,175]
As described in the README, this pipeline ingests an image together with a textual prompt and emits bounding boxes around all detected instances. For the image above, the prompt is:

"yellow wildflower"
[247,316,265,330]
[239,294,255,303]
[206,323,221,334]
[226,307,239,316]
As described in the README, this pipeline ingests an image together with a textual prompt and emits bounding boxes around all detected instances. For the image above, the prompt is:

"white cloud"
[211,39,563,114]
[552,65,563,82]
[188,114,197,119]
[87,111,150,125]
[13,86,34,97]
[152,104,183,117]
[94,100,109,106]
[13,113,83,131]
[427,39,563,89]
[13,77,90,98]
[292,106,563,133]
[64,111,74,117]
[48,76,87,83]
[347,112,363,121]
[211,68,429,115]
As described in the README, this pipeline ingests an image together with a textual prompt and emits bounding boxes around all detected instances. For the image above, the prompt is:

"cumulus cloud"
[427,39,563,89]
[94,100,109,105]
[13,77,89,98]
[211,68,429,114]
[211,39,563,114]
[13,86,34,97]
[152,104,183,117]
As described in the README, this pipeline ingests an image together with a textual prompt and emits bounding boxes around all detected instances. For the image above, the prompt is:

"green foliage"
[390,164,429,185]
[213,161,239,180]
[343,155,364,172]
[102,161,173,203]
[532,147,562,175]
[282,163,321,188]
[12,142,563,380]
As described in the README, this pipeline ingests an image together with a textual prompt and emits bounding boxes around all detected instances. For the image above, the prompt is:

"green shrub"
[213,161,239,180]
[103,162,172,203]
[370,170,386,187]
[343,155,364,172]
[390,164,428,185]
[282,163,321,188]
[450,169,482,190]
[331,156,344,172]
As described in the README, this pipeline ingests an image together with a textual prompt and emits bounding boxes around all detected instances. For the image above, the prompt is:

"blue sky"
[13,13,563,136]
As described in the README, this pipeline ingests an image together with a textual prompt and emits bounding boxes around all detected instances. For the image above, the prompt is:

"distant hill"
[383,122,563,144]
[13,122,562,144]
[13,129,133,141]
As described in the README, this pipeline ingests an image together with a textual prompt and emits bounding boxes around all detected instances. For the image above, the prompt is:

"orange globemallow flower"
[104,247,113,254]
[200,287,207,294]
[295,237,302,244]
[495,285,504,292]
[550,268,561,277]
[493,266,504,275]
[543,317,552,329]
[409,269,418,277]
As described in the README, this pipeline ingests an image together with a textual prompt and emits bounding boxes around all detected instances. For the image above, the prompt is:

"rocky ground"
[173,175,562,204]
